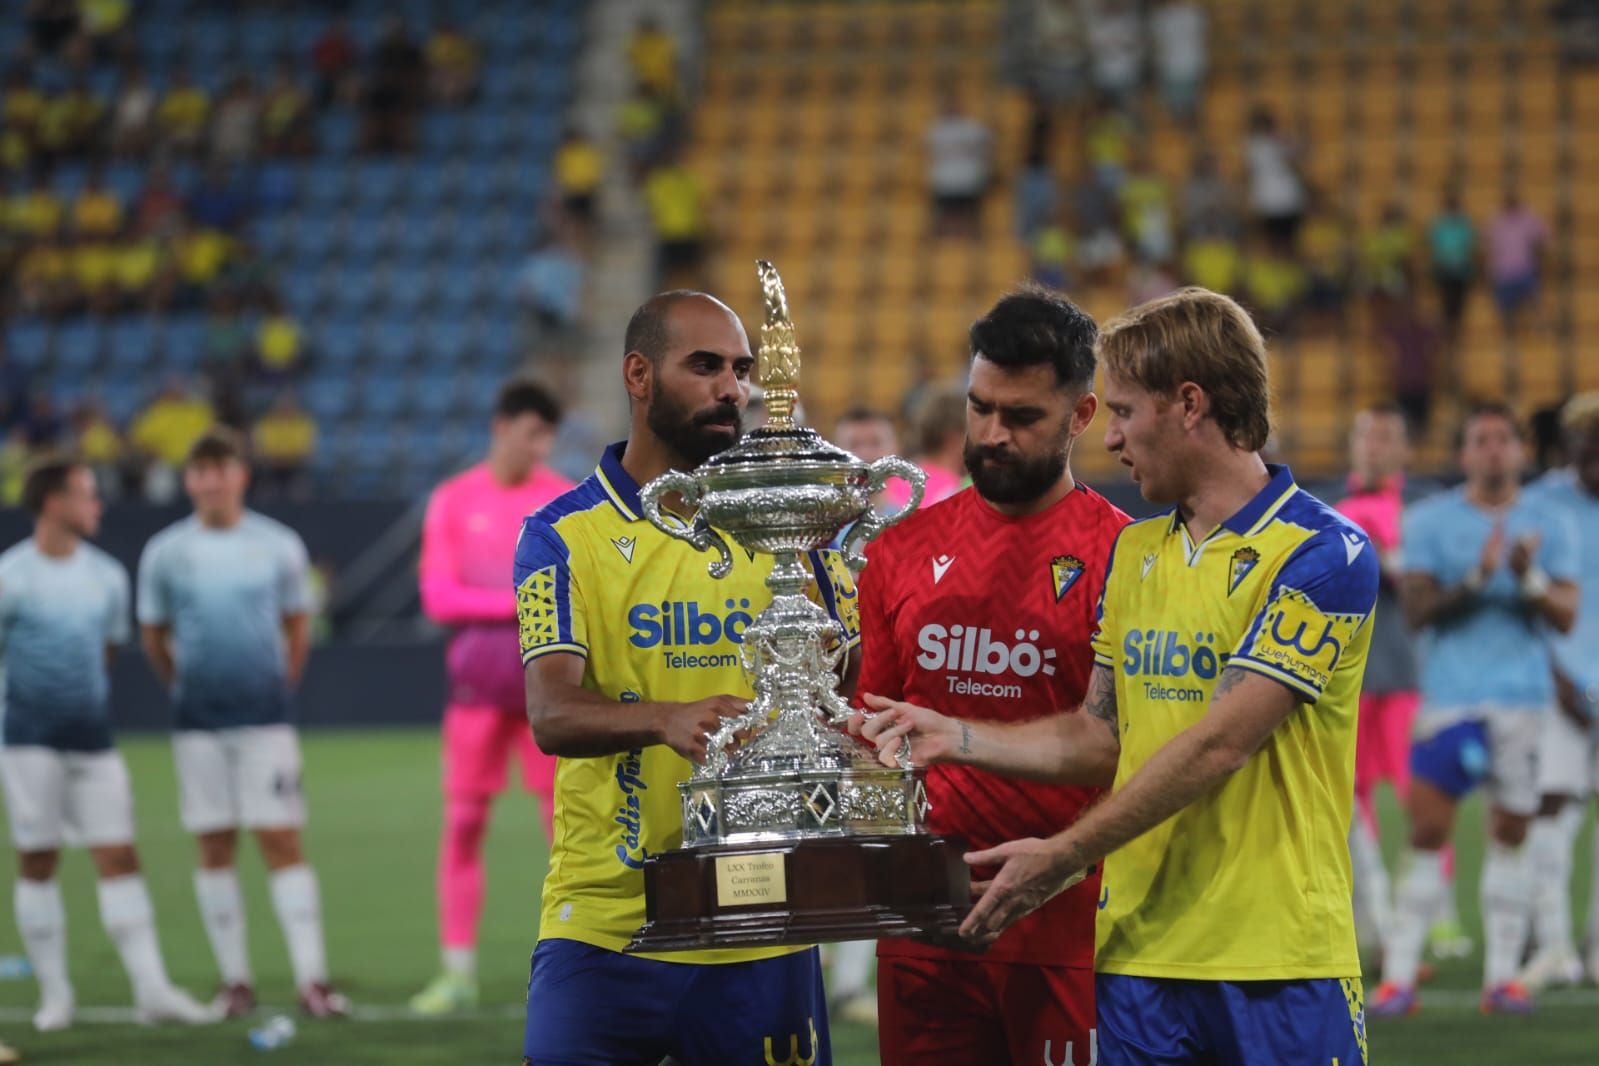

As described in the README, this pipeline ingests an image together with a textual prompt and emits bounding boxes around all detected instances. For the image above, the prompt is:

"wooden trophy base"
[626,834,970,953]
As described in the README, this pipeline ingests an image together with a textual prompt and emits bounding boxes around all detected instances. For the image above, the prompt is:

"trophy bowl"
[624,262,972,953]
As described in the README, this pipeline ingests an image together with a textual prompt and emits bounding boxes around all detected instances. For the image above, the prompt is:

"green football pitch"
[1,729,1597,1064]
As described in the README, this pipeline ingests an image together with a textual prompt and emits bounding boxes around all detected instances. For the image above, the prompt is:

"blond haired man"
[855,288,1378,1063]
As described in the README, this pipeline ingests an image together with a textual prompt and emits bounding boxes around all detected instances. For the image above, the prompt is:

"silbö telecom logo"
[1121,629,1230,702]
[627,598,755,669]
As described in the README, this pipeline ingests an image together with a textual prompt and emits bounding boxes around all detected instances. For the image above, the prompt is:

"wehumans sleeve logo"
[1251,588,1361,692]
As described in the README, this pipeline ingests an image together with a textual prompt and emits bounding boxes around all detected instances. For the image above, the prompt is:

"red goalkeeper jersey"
[856,482,1129,967]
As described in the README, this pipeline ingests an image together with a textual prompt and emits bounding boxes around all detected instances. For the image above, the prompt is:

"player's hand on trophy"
[847,693,962,768]
[662,695,750,764]
[959,837,1088,948]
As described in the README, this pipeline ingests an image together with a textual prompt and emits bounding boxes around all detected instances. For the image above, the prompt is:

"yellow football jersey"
[514,443,860,963]
[1089,466,1379,980]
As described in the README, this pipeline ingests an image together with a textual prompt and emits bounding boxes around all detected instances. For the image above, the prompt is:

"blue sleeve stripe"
[807,549,841,624]
[1227,656,1323,702]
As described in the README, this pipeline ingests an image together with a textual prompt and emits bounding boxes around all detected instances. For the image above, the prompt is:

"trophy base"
[625,834,971,953]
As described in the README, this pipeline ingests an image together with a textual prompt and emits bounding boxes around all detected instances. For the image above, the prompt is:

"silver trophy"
[638,261,927,847]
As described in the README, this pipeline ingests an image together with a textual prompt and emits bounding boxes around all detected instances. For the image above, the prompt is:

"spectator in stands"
[617,82,667,177]
[158,69,212,158]
[1014,100,1058,239]
[910,386,969,505]
[130,378,215,502]
[1243,235,1308,337]
[628,16,679,99]
[1372,293,1440,430]
[188,165,252,232]
[252,391,318,500]
[1181,148,1238,238]
[1120,149,1175,263]
[1485,188,1548,337]
[925,93,992,240]
[1301,194,1352,325]
[252,296,306,383]
[518,227,586,339]
[311,18,359,107]
[1428,187,1478,346]
[174,222,235,306]
[1244,107,1307,252]
[15,238,71,315]
[644,149,708,288]
[1020,0,1087,107]
[1084,0,1144,112]
[135,164,185,232]
[0,427,31,506]
[117,226,167,312]
[1084,95,1133,190]
[25,0,79,57]
[554,126,605,231]
[79,0,132,63]
[70,167,123,238]
[73,233,121,315]
[1030,209,1073,292]
[111,63,157,157]
[1128,256,1180,307]
[11,172,64,240]
[72,399,127,499]
[1151,0,1208,124]
[263,60,314,157]
[1182,223,1243,295]
[39,76,105,163]
[1072,169,1125,286]
[1360,202,1415,298]
[211,76,262,164]
[23,392,63,447]
[426,20,481,106]
[363,18,426,154]
[3,68,45,164]
[202,292,252,381]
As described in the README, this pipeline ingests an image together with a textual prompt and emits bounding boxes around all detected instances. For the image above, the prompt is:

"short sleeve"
[277,533,312,615]
[1230,526,1381,703]
[514,519,587,664]
[104,562,131,646]
[807,548,860,652]
[135,539,169,626]
[1399,504,1442,579]
[1090,529,1129,670]
[1538,507,1580,583]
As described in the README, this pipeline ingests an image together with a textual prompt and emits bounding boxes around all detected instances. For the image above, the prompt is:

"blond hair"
[1096,287,1272,452]
[1562,391,1599,438]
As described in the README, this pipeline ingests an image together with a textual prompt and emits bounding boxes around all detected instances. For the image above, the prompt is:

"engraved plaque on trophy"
[625,262,970,952]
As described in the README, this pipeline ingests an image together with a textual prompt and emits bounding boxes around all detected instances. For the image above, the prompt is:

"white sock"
[829,940,874,999]
[1384,849,1444,989]
[1350,818,1393,949]
[269,865,328,990]
[97,875,172,1002]
[1529,805,1583,957]
[442,946,475,979]
[1481,840,1535,988]
[194,868,253,985]
[14,878,71,1005]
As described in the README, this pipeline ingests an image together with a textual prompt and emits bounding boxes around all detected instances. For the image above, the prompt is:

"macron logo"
[931,555,956,584]
[1342,532,1365,565]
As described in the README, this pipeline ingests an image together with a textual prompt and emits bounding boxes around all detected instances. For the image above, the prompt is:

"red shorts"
[442,704,555,801]
[877,954,1095,1066]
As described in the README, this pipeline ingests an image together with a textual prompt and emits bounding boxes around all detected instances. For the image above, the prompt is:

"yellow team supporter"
[1089,465,1377,980]
[254,410,316,463]
[158,85,211,137]
[177,228,233,286]
[78,416,124,465]
[512,442,859,964]
[627,28,677,95]
[131,394,214,466]
[72,188,123,237]
[11,188,64,238]
[644,167,704,241]
[115,238,164,294]
[255,314,303,371]
[555,139,604,197]
[73,240,121,294]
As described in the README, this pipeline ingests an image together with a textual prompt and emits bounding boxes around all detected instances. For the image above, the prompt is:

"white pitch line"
[0,1004,529,1024]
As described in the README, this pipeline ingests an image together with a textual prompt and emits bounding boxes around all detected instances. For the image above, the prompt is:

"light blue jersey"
[1403,486,1579,709]
[137,512,311,731]
[1526,469,1599,704]
[0,540,130,751]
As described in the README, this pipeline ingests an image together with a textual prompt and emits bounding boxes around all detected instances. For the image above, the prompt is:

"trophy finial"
[756,260,801,430]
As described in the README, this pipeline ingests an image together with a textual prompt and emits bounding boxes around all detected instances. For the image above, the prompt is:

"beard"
[964,436,1070,506]
[647,383,744,468]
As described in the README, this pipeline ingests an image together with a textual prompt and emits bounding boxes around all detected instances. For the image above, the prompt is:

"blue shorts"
[1096,973,1366,1066]
[1410,718,1492,799]
[522,938,831,1066]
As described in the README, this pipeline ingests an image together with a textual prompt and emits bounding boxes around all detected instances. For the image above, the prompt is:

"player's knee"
[1492,812,1532,847]
[17,850,59,880]
[254,827,305,869]
[89,844,140,878]
[445,797,492,844]
[197,829,239,869]
[1407,821,1450,850]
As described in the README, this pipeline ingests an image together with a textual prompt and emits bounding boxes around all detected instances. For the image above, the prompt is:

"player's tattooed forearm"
[1212,667,1249,700]
[959,721,972,756]
[1085,665,1119,739]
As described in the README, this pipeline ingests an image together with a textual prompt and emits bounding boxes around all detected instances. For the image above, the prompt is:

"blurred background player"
[1520,392,1599,989]
[1375,404,1579,1016]
[834,407,912,517]
[853,289,1126,1065]
[409,378,571,1016]
[1337,405,1428,955]
[515,292,856,1064]
[0,458,213,1032]
[137,430,348,1019]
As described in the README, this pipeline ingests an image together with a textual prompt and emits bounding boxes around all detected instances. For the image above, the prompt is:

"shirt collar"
[595,441,643,522]
[1169,463,1299,538]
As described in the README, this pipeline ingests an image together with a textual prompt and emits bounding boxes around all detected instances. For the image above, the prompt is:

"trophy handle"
[841,457,927,572]
[638,470,734,579]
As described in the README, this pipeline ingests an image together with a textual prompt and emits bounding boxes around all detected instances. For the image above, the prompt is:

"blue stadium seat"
[370,320,419,366]
[5,319,52,369]
[314,319,367,368]
[317,112,358,157]
[106,320,159,372]
[160,318,207,370]
[325,269,380,316]
[382,267,434,312]
[281,270,326,316]
[55,322,105,372]
[433,269,483,315]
